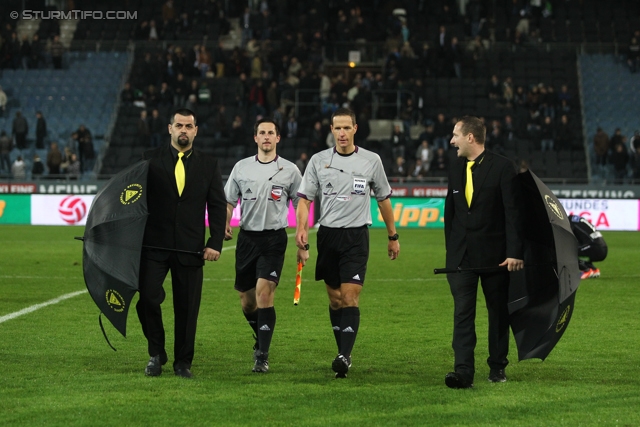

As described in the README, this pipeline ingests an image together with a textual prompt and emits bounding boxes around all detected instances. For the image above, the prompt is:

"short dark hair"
[171,108,197,125]
[331,107,357,126]
[458,116,486,145]
[254,118,280,136]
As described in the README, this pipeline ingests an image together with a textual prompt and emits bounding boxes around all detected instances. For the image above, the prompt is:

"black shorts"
[316,225,369,289]
[234,228,288,292]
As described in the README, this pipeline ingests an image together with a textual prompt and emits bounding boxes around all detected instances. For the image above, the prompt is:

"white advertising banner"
[31,195,96,225]
[559,199,640,231]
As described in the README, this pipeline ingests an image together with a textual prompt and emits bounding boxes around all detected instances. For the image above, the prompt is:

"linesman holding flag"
[224,118,305,373]
[295,108,400,379]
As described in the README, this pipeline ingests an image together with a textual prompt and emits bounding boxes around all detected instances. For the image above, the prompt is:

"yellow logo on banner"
[0,200,5,217]
[120,184,143,205]
[555,305,571,333]
[545,195,564,220]
[106,289,125,312]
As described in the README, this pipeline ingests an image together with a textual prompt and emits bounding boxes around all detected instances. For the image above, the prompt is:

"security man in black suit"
[444,116,524,389]
[137,108,227,378]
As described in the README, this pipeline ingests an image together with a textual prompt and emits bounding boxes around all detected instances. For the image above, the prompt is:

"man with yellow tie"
[137,108,227,378]
[443,116,524,389]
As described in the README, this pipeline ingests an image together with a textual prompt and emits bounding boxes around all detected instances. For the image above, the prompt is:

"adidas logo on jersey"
[246,188,253,193]
[270,271,278,277]
[352,274,361,280]
[326,182,333,188]
[342,326,355,333]
[260,324,271,331]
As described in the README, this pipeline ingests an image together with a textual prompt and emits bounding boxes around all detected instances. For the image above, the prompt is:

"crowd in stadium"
[1,0,639,182]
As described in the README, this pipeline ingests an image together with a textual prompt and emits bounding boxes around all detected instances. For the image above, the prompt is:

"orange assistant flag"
[293,261,303,305]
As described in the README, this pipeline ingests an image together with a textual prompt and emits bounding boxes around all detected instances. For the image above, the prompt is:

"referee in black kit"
[295,108,400,378]
[224,118,305,373]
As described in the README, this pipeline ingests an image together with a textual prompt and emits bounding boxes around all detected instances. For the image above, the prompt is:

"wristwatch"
[303,244,310,250]
[388,233,399,241]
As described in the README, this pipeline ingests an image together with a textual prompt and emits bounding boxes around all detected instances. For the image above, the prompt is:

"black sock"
[257,307,276,355]
[339,307,360,358]
[329,306,343,353]
[243,309,259,345]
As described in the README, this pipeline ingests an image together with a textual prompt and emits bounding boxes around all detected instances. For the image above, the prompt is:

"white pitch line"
[0,230,312,323]
[0,290,87,324]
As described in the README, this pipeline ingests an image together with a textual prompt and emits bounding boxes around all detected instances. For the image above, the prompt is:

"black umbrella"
[434,169,580,360]
[508,169,580,360]
[80,160,150,339]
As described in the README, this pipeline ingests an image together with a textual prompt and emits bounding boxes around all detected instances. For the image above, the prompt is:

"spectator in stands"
[593,127,610,175]
[20,35,31,70]
[71,125,93,173]
[286,115,298,139]
[430,146,449,175]
[513,85,527,110]
[0,131,11,174]
[11,156,26,180]
[296,152,308,175]
[502,76,514,109]
[610,128,624,151]
[30,34,44,69]
[137,110,151,147]
[502,114,517,141]
[433,113,451,150]
[487,74,502,102]
[158,82,174,109]
[486,120,505,154]
[12,111,28,150]
[173,73,188,107]
[32,154,45,178]
[231,115,248,160]
[555,114,573,151]
[66,153,81,180]
[35,111,47,149]
[46,142,62,176]
[308,120,326,154]
[400,98,417,136]
[392,156,407,177]
[557,84,572,108]
[162,0,176,22]
[213,105,230,139]
[149,109,165,148]
[249,79,267,118]
[121,82,135,106]
[416,140,433,172]
[610,143,630,184]
[410,158,426,178]
[390,124,409,161]
[50,35,64,69]
[449,36,464,78]
[539,115,555,152]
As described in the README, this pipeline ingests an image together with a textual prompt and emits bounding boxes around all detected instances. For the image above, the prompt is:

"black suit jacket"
[444,150,523,270]
[142,144,226,266]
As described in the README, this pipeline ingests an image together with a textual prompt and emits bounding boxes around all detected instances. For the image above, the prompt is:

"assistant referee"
[224,118,305,373]
[295,107,400,378]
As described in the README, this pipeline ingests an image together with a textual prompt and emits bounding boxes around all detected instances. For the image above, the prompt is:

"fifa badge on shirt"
[352,177,366,195]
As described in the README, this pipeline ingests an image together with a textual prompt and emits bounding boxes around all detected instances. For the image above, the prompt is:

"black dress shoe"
[445,372,474,389]
[174,367,193,378]
[145,355,166,376]
[488,369,507,383]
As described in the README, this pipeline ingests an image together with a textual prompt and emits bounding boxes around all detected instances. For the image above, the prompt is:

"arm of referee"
[378,198,400,260]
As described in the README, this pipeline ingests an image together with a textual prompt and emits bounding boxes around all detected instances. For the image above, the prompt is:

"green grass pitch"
[0,225,639,426]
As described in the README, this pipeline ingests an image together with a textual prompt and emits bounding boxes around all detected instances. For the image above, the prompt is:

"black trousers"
[447,268,510,381]
[136,252,203,369]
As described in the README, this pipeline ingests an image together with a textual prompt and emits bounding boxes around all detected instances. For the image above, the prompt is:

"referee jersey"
[297,146,392,228]
[225,155,302,231]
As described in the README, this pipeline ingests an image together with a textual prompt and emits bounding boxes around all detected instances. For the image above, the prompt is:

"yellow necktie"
[175,152,185,196]
[465,160,474,207]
